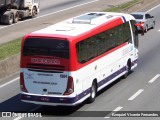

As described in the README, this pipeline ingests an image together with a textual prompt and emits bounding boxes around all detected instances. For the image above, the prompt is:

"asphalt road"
[0,1,160,120]
[0,0,132,44]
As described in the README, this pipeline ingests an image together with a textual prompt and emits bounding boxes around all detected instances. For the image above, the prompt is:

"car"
[131,12,155,33]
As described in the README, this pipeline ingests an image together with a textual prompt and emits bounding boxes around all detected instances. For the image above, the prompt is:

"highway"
[0,0,160,120]
[0,0,132,44]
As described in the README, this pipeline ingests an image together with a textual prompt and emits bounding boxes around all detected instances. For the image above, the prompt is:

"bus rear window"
[23,38,69,59]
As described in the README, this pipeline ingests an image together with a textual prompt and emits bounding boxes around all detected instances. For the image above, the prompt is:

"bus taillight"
[20,73,28,92]
[64,76,74,95]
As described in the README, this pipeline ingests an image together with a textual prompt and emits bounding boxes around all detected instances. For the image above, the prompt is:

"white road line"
[0,77,19,88]
[104,106,123,119]
[158,30,160,32]
[146,4,160,13]
[37,0,99,19]
[13,116,23,120]
[148,74,160,83]
[0,1,159,30]
[113,106,123,111]
[128,89,144,101]
[0,0,99,30]
[104,116,110,119]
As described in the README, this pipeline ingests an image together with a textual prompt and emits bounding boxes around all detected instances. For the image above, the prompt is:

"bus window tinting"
[76,22,132,63]
[23,38,69,59]
[130,20,139,48]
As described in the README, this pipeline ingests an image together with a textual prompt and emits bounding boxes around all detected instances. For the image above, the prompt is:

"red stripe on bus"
[21,17,124,71]
[27,17,124,42]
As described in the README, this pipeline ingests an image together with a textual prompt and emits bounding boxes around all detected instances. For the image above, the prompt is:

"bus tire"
[87,81,97,103]
[122,60,131,79]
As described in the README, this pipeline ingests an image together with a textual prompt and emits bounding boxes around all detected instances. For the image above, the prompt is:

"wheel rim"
[9,14,13,24]
[32,7,37,17]
[152,23,155,28]
[126,65,129,73]
[91,84,96,99]
[145,26,148,32]
[14,12,19,23]
[126,62,131,74]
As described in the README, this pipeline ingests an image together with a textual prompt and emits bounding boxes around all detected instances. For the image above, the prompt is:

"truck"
[0,0,39,25]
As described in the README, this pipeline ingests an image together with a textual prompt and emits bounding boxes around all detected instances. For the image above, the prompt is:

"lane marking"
[0,1,159,30]
[128,89,144,101]
[113,106,123,111]
[1,3,160,120]
[0,77,19,88]
[13,116,23,120]
[146,4,160,13]
[0,0,99,30]
[104,106,123,118]
[37,0,99,19]
[148,74,160,83]
[104,116,110,119]
[158,29,160,32]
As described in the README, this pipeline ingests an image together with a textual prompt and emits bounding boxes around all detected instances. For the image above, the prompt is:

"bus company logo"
[31,58,60,65]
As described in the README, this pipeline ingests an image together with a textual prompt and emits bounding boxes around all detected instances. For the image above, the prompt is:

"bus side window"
[106,30,115,50]
[105,31,110,51]
[134,26,139,48]
[76,41,88,63]
[114,25,123,46]
[130,20,139,48]
[123,22,132,43]
[86,37,97,60]
[97,32,106,55]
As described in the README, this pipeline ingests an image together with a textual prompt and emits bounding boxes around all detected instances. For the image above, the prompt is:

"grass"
[0,0,140,61]
[104,0,140,12]
[0,38,21,60]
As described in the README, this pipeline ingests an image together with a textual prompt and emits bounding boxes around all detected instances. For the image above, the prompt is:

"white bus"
[20,12,142,106]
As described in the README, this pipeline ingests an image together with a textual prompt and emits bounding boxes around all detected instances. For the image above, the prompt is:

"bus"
[20,12,142,106]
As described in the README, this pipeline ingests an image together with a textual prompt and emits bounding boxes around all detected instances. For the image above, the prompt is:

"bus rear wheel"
[122,60,131,79]
[87,81,97,103]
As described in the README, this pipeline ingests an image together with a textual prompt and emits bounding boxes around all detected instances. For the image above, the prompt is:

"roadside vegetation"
[0,38,21,60]
[104,0,140,12]
[0,0,140,61]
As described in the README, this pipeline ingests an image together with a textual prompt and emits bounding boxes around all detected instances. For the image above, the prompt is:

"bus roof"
[30,12,135,39]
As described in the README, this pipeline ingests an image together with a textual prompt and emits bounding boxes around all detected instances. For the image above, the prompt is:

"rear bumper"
[20,91,90,106]
[21,93,76,106]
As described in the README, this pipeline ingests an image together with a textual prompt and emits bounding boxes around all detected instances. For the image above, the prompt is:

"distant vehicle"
[131,12,155,33]
[20,12,143,106]
[0,0,40,25]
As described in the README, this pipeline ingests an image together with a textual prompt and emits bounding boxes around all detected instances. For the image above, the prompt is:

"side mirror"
[135,23,144,36]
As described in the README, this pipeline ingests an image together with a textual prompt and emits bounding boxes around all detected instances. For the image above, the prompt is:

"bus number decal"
[60,74,67,78]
